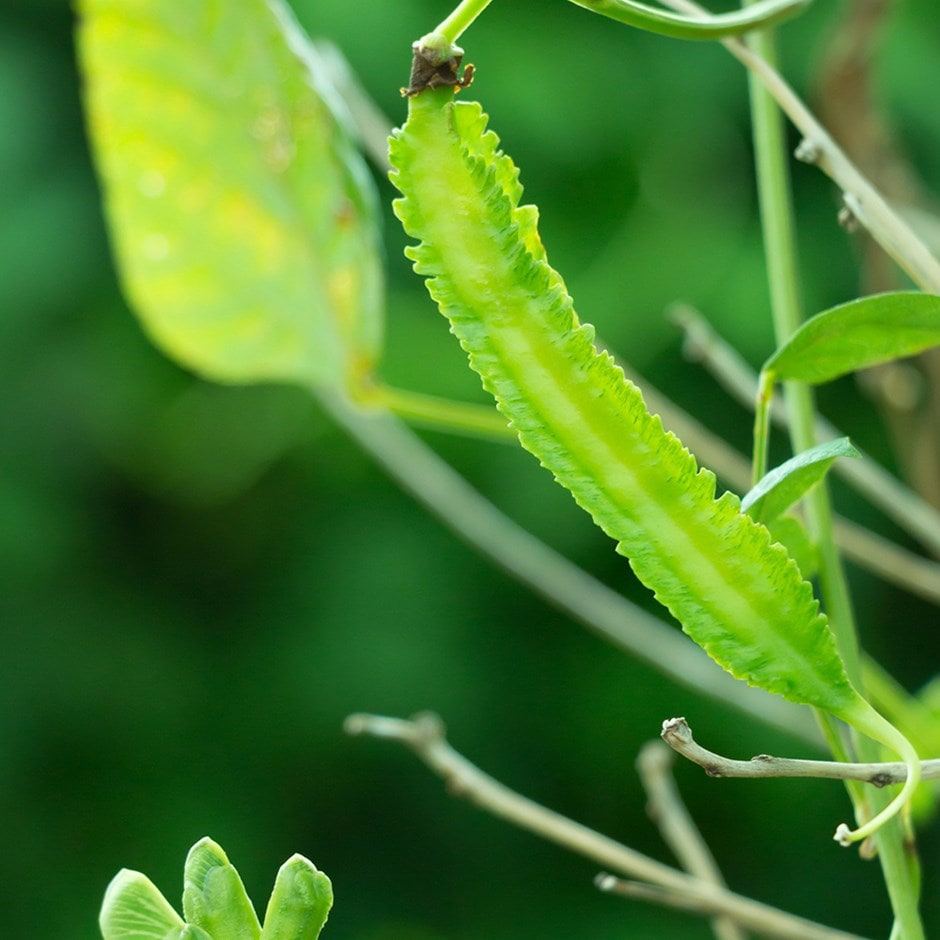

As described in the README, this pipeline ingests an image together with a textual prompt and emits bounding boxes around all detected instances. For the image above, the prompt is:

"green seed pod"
[390,79,920,845]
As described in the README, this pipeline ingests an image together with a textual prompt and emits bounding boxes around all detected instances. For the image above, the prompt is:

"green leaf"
[261,854,333,939]
[742,438,860,524]
[100,869,185,940]
[764,291,940,383]
[765,514,818,579]
[77,0,383,389]
[182,837,262,938]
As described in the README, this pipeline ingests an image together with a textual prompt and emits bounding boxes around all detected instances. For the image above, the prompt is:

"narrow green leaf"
[183,837,262,938]
[77,0,383,389]
[100,869,184,940]
[764,291,940,383]
[742,438,860,524]
[261,854,333,939]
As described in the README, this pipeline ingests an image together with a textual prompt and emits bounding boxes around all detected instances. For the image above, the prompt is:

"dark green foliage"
[3,0,939,936]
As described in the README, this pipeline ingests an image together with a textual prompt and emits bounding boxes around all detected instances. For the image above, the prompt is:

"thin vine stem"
[751,368,775,484]
[743,8,861,675]
[740,9,923,934]
[565,0,811,40]
[356,383,511,441]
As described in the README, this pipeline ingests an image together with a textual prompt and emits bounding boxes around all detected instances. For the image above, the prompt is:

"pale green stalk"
[751,369,775,484]
[359,384,512,441]
[743,10,923,936]
[658,0,940,293]
[433,0,495,45]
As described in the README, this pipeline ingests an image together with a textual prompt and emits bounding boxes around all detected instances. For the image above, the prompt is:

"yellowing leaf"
[78,0,383,388]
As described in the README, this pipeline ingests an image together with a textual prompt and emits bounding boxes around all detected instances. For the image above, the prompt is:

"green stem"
[434,0,495,45]
[357,383,514,442]
[751,368,775,484]
[566,0,811,41]
[743,14,923,937]
[833,705,921,847]
[659,0,940,293]
[744,11,859,678]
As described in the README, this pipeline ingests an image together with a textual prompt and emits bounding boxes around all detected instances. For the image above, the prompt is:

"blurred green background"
[3,0,939,936]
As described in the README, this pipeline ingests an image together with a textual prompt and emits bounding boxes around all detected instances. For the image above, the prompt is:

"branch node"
[661,716,692,743]
[411,710,446,743]
[795,137,822,164]
[838,203,861,233]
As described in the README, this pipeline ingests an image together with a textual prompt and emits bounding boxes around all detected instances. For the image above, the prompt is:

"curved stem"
[566,0,811,41]
[317,390,817,743]
[833,705,922,846]
[739,12,922,932]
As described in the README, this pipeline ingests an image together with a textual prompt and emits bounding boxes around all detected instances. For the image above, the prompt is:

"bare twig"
[637,741,746,940]
[346,712,869,940]
[597,874,753,923]
[662,717,940,785]
[658,0,940,294]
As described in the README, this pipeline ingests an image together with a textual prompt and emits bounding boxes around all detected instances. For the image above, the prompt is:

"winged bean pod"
[390,76,919,845]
